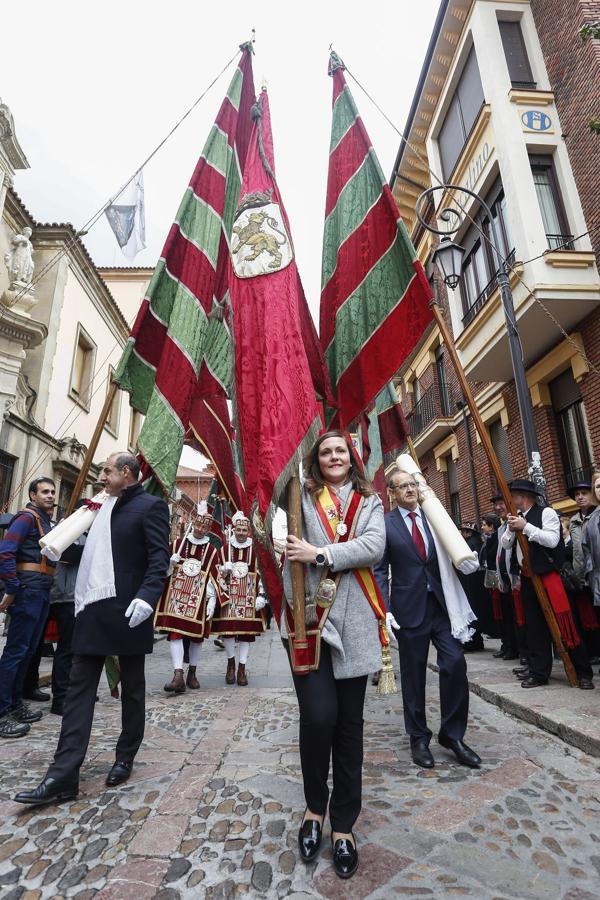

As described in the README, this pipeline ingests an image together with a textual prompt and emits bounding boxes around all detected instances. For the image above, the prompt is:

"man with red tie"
[374,470,481,770]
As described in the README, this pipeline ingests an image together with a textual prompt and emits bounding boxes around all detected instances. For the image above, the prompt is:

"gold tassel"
[376,642,397,696]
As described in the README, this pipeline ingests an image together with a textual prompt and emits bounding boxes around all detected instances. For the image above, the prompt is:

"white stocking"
[238,641,250,665]
[169,639,185,669]
[188,641,202,666]
[223,637,236,659]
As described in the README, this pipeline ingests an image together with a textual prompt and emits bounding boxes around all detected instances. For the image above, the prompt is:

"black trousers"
[23,605,77,703]
[396,593,469,743]
[521,577,592,681]
[51,604,76,705]
[499,591,519,657]
[289,640,367,833]
[47,653,146,784]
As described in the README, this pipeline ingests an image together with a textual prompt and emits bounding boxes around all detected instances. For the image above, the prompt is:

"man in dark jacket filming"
[15,452,170,806]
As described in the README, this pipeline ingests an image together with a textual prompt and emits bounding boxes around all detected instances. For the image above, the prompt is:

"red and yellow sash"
[315,486,389,649]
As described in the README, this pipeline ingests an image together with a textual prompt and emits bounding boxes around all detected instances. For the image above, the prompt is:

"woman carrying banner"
[284,430,386,880]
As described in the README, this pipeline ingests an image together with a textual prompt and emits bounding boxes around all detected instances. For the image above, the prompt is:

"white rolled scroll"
[395,453,474,567]
[39,491,108,562]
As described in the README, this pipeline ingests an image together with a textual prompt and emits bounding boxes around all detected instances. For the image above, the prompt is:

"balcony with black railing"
[546,233,575,252]
[462,248,516,328]
[564,463,595,492]
[407,381,455,454]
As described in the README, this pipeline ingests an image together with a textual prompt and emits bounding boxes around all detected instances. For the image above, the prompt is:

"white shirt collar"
[187,534,209,546]
[399,505,421,519]
[231,536,252,549]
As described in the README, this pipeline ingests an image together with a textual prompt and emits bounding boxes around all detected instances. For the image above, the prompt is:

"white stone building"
[0,98,151,515]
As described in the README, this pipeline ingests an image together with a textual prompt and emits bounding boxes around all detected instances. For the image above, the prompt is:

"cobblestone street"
[0,630,599,899]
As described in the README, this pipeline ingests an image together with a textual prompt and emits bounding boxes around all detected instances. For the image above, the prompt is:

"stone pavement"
[0,628,599,899]
[451,638,600,758]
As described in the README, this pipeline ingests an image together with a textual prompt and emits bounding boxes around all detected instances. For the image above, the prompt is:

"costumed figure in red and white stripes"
[154,503,219,693]
[211,511,266,686]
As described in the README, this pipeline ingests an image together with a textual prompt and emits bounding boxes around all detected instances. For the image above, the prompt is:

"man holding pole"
[211,511,266,686]
[14,452,170,806]
[155,502,219,693]
[502,479,593,689]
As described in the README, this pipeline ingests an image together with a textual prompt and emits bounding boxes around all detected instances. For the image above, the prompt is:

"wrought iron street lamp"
[431,236,465,291]
[416,183,546,495]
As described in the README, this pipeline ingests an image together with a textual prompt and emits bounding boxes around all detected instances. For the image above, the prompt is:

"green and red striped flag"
[115,44,255,497]
[321,52,433,428]
[359,382,409,509]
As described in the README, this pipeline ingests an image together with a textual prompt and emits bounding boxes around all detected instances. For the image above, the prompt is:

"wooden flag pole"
[431,302,577,687]
[65,381,119,517]
[287,475,306,642]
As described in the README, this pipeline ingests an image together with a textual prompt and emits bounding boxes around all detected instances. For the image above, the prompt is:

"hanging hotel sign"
[521,109,553,133]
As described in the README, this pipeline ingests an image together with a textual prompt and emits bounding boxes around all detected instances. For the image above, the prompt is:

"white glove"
[206,596,216,619]
[221,561,234,573]
[125,598,153,628]
[255,595,266,611]
[457,554,480,575]
[386,611,400,633]
[170,553,182,565]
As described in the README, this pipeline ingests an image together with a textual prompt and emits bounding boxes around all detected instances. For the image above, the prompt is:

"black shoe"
[578,678,594,690]
[11,702,43,723]
[14,776,78,806]
[298,815,322,861]
[502,653,519,661]
[463,640,485,653]
[50,702,64,716]
[512,665,529,675]
[23,688,50,702]
[515,669,531,680]
[520,657,528,665]
[492,648,506,658]
[520,675,548,689]
[214,638,225,651]
[438,733,481,768]
[106,760,132,787]
[332,835,358,879]
[0,713,30,738]
[410,738,434,769]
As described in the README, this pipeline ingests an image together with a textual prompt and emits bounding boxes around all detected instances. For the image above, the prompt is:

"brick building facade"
[391,0,600,522]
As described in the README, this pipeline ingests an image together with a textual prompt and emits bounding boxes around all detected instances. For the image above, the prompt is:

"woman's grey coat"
[283,482,386,679]
[582,505,600,606]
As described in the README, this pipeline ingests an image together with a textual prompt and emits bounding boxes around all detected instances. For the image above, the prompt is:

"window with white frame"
[529,155,572,251]
[128,409,143,452]
[103,366,121,438]
[69,325,97,410]
[437,46,485,181]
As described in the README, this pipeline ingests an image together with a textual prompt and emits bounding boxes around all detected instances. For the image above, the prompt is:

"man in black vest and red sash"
[155,502,220,692]
[501,479,593,689]
[0,477,56,738]
[211,511,266,686]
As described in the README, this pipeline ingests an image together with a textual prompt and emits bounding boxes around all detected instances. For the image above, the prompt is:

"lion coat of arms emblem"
[231,191,293,278]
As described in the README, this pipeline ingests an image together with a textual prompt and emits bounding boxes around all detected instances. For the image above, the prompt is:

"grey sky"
[2,0,440,320]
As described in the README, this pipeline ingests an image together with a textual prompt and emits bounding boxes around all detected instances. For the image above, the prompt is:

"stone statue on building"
[2,226,37,314]
[4,227,34,288]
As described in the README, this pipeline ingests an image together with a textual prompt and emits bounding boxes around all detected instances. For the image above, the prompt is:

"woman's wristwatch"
[314,549,326,566]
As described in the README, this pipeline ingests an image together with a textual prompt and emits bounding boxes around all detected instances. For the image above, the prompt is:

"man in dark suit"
[374,470,481,770]
[15,452,170,806]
